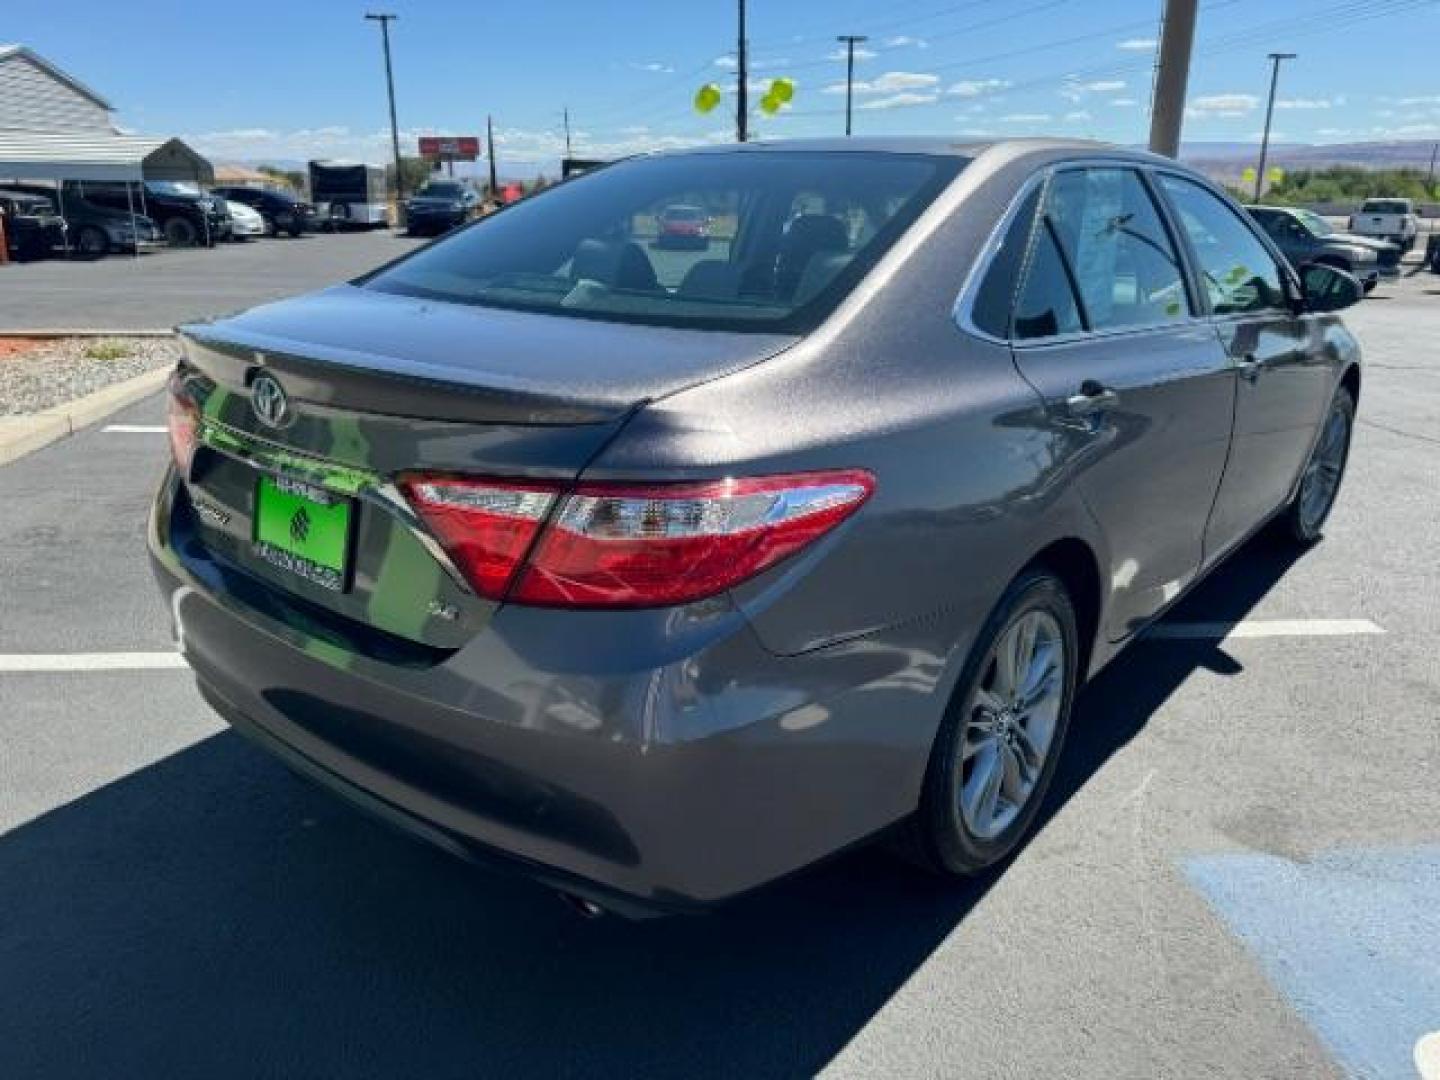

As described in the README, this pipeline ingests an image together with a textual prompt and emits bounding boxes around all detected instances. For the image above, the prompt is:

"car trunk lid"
[169,287,798,654]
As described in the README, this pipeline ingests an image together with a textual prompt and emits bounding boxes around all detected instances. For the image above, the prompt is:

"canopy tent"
[0,131,213,183]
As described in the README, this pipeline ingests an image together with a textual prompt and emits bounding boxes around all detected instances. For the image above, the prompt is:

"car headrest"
[677,260,743,300]
[570,239,659,292]
[776,215,850,299]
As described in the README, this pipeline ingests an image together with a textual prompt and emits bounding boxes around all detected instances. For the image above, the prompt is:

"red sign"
[418,136,480,161]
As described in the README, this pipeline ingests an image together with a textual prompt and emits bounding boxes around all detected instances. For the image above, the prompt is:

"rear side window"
[1014,224,1083,340]
[970,186,1041,338]
[1045,168,1189,330]
[1158,175,1287,316]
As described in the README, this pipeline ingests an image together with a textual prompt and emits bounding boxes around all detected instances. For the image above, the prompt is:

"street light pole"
[736,0,748,142]
[364,13,405,211]
[836,35,868,137]
[1255,52,1295,202]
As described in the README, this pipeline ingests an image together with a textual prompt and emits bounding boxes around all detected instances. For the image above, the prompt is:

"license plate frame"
[252,474,355,592]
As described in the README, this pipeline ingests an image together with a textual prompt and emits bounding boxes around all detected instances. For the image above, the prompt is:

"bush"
[82,340,130,361]
[1261,167,1439,206]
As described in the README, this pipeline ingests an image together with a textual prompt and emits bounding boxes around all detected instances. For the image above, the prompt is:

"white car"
[224,197,265,240]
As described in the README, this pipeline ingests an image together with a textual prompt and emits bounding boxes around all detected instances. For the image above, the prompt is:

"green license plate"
[253,475,352,590]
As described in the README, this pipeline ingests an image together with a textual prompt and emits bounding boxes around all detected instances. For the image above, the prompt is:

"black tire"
[74,224,110,258]
[163,216,197,247]
[901,567,1080,877]
[287,221,304,238]
[1280,385,1355,545]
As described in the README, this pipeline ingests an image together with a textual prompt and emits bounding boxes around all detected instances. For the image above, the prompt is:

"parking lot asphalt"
[0,230,426,331]
[1,270,1438,1079]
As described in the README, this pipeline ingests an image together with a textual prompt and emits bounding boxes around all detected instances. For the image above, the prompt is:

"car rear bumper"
[148,467,933,913]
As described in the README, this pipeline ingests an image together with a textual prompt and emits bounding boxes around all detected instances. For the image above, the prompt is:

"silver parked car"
[151,139,1362,916]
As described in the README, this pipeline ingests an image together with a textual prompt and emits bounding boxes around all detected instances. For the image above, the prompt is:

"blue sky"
[10,0,1440,174]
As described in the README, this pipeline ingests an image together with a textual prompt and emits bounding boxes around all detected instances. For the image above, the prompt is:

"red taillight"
[401,469,874,608]
[167,375,200,475]
[398,477,558,600]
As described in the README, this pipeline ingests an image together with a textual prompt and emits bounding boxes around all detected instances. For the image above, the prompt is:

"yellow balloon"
[760,93,782,116]
[1267,166,1285,183]
[769,78,795,104]
[694,83,722,114]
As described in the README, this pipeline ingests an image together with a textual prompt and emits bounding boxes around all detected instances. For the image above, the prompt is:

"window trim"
[954,155,1300,347]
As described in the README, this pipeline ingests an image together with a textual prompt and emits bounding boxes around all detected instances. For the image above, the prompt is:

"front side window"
[1158,175,1287,316]
[1045,168,1189,331]
[363,151,963,332]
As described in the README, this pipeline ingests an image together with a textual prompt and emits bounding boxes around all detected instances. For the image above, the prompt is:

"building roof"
[0,130,213,182]
[0,44,115,112]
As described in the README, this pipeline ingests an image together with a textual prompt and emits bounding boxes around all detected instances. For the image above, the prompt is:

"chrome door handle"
[1237,353,1262,381]
[1064,380,1119,417]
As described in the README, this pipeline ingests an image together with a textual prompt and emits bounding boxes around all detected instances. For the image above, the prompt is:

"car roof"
[646,135,1156,161]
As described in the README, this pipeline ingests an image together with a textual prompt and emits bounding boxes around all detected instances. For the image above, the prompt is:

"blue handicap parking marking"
[1185,846,1440,1080]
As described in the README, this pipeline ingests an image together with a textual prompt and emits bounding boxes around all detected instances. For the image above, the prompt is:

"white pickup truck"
[1348,198,1420,252]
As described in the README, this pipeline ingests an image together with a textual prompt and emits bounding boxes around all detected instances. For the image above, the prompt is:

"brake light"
[401,470,873,608]
[167,374,200,475]
[398,477,557,600]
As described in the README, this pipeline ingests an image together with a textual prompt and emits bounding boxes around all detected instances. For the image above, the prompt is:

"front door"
[1155,175,1333,559]
[1006,166,1236,641]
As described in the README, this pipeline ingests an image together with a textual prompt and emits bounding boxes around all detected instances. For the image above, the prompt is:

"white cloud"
[631,61,675,74]
[825,46,877,61]
[824,70,940,95]
[1275,98,1332,110]
[1186,93,1261,119]
[1116,38,1156,51]
[1061,77,1128,102]
[999,113,1051,123]
[885,35,929,49]
[859,91,940,110]
[1395,94,1440,106]
[1064,110,1093,122]
[1110,97,1138,107]
[949,78,1010,98]
[958,128,996,137]
[714,55,737,69]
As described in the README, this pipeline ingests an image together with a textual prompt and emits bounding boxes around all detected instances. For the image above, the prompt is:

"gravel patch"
[0,336,177,416]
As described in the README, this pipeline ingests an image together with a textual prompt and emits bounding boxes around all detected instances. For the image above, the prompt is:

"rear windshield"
[417,182,464,198]
[362,151,963,332]
[1361,200,1410,214]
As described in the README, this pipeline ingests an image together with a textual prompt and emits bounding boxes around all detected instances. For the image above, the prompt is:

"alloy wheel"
[1298,399,1350,535]
[959,609,1065,840]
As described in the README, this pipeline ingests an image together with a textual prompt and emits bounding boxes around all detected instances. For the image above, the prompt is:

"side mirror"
[1299,262,1364,313]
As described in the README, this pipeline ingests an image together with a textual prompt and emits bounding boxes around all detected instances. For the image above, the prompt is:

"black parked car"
[403,180,479,236]
[1427,231,1440,273]
[211,186,316,237]
[1247,205,1396,292]
[8,184,163,256]
[0,188,68,260]
[71,180,229,247]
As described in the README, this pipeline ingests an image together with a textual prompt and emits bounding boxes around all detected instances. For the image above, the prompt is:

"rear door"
[1154,174,1329,560]
[1001,164,1236,641]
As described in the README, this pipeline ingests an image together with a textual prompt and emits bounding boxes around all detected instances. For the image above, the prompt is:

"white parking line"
[0,652,187,672]
[102,425,167,434]
[1148,618,1386,641]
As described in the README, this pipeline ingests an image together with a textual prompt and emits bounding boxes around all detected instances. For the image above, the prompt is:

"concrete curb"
[0,366,170,466]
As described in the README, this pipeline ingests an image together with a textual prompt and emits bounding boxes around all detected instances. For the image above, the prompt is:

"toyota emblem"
[251,373,290,429]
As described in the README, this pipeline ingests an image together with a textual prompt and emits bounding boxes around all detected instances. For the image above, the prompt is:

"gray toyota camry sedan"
[151,138,1362,916]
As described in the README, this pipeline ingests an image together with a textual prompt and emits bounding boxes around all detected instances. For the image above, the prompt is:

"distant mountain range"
[1178,139,1440,180]
[227,138,1440,184]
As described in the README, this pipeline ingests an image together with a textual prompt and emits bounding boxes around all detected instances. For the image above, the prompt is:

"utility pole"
[487,114,499,197]
[364,13,405,209]
[1147,0,1198,158]
[1427,141,1438,187]
[1254,52,1296,202]
[563,106,573,159]
[736,0,748,142]
[836,35,868,137]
